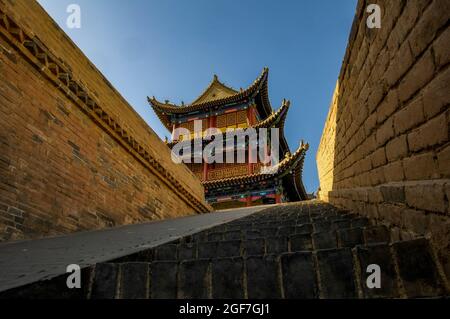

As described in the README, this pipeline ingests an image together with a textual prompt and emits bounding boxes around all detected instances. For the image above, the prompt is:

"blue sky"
[38,0,357,193]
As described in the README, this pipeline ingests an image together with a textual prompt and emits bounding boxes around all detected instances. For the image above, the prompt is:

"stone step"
[87,238,447,299]
[112,225,396,262]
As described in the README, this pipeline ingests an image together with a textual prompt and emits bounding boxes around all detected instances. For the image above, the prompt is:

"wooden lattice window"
[227,112,236,126]
[236,110,247,124]
[217,114,227,128]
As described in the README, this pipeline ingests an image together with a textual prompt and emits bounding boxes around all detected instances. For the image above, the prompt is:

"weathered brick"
[377,89,399,124]
[380,185,405,203]
[393,97,425,135]
[403,152,440,180]
[437,145,450,177]
[408,112,448,152]
[383,160,405,182]
[386,134,408,162]
[401,208,430,234]
[423,67,450,119]
[385,41,414,87]
[377,203,403,227]
[433,26,450,68]
[405,183,446,213]
[371,147,387,168]
[398,50,435,104]
[395,0,431,44]
[408,0,450,58]
[369,166,386,186]
[376,117,395,146]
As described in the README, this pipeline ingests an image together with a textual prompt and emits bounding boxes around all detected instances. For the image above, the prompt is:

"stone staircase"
[88,201,448,299]
[1,201,448,299]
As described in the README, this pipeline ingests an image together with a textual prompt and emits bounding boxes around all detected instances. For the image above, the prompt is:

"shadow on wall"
[317,0,450,278]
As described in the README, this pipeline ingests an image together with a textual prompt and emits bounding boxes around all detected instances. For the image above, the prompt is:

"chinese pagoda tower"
[148,68,308,209]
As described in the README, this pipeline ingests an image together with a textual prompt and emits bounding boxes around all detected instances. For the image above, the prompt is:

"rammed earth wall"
[0,0,211,242]
[317,0,449,276]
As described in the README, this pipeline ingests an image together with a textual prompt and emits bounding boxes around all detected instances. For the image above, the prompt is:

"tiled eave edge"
[0,6,212,214]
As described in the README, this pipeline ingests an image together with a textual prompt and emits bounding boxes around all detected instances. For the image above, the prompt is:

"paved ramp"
[0,205,270,292]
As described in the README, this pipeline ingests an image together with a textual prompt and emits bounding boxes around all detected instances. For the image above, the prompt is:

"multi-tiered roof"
[148,68,308,204]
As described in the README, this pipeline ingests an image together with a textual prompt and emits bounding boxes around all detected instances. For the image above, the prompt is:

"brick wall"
[317,0,449,275]
[0,0,211,241]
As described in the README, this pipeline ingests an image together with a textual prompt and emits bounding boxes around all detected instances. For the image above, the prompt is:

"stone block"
[179,259,210,299]
[363,225,391,244]
[290,233,313,252]
[150,261,178,299]
[154,244,177,261]
[178,242,197,260]
[356,244,399,298]
[316,248,357,298]
[243,238,265,256]
[393,239,445,297]
[119,262,149,299]
[198,241,218,259]
[280,252,317,298]
[338,228,364,248]
[246,255,282,299]
[90,263,118,299]
[217,240,241,258]
[266,236,288,254]
[313,232,337,250]
[211,257,244,298]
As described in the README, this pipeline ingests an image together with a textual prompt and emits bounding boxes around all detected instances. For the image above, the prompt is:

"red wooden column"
[246,195,252,207]
[247,149,253,174]
[203,162,208,181]
[247,105,255,174]
[275,194,281,204]
[203,115,216,181]
[171,123,176,141]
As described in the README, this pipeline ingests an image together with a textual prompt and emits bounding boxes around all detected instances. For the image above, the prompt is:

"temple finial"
[213,74,218,81]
